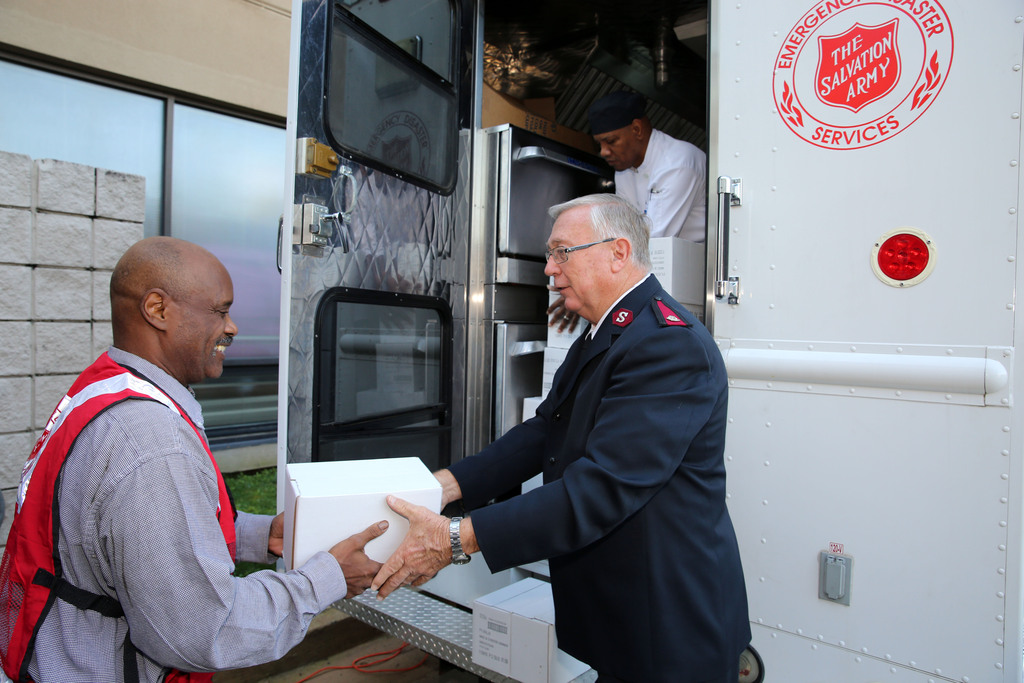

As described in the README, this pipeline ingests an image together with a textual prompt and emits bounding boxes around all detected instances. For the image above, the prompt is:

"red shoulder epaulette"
[652,297,689,327]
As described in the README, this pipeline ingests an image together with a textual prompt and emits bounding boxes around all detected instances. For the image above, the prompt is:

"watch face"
[738,646,764,683]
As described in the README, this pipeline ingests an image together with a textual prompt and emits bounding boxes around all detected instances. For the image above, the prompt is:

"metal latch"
[293,201,338,248]
[720,176,742,207]
[297,137,339,178]
[715,278,740,305]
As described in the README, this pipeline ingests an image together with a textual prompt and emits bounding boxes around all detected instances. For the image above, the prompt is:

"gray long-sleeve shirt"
[27,348,346,682]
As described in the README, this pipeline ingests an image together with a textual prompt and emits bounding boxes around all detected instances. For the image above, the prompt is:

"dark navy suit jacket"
[449,275,750,682]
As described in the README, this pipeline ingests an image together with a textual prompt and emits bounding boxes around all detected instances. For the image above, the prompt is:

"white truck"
[277,0,1024,681]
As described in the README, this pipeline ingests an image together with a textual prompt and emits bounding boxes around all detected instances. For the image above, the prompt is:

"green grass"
[223,466,278,577]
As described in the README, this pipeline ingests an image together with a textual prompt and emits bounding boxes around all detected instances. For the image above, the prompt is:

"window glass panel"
[197,364,278,440]
[341,0,454,80]
[317,431,444,471]
[326,5,457,193]
[0,60,164,236]
[323,301,443,422]
[314,291,451,467]
[170,103,285,362]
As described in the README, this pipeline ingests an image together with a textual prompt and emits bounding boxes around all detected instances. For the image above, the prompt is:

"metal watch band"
[449,516,471,565]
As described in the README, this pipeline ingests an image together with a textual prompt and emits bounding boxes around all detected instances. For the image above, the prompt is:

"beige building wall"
[0,0,291,118]
[0,150,145,545]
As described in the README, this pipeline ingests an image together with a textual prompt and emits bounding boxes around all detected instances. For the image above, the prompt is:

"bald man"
[0,237,386,683]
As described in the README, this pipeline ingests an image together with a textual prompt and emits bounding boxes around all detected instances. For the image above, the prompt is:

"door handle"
[715,176,741,304]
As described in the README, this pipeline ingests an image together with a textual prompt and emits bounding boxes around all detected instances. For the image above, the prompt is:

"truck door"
[710,2,1023,681]
[279,0,472,478]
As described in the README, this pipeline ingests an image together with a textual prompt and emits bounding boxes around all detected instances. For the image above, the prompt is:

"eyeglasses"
[544,237,615,264]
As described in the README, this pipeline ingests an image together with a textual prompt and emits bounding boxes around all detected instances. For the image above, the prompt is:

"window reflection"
[326,1,458,193]
[342,0,454,80]
[170,104,285,362]
[0,60,165,236]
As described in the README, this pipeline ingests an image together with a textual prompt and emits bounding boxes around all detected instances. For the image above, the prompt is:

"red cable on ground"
[294,642,430,682]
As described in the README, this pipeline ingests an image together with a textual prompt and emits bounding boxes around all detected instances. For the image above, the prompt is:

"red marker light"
[877,233,930,281]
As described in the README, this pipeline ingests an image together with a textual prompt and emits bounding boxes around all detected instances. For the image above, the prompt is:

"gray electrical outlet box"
[818,552,853,606]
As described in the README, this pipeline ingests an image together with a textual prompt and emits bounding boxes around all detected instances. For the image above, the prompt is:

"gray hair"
[548,194,652,270]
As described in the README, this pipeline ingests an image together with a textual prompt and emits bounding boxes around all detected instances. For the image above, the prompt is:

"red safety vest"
[0,353,237,683]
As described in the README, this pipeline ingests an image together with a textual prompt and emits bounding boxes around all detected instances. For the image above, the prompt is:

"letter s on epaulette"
[652,297,689,327]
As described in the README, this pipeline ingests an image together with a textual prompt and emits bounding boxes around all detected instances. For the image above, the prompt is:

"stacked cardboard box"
[649,237,705,315]
[482,84,597,155]
[473,578,590,683]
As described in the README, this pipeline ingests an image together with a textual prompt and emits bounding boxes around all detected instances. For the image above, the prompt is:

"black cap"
[588,91,647,135]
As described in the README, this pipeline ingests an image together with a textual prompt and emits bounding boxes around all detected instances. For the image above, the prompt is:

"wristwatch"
[449,516,471,565]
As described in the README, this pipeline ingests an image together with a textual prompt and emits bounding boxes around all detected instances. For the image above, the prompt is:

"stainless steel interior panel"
[490,285,547,322]
[478,125,610,265]
[494,323,546,439]
[465,125,609,454]
[496,126,611,260]
[494,256,545,285]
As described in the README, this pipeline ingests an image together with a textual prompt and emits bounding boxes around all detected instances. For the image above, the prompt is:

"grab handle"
[715,176,742,304]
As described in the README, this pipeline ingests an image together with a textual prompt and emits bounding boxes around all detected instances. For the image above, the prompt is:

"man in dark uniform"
[373,194,750,683]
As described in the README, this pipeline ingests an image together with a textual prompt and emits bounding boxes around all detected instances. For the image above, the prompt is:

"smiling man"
[373,195,750,683]
[0,237,387,683]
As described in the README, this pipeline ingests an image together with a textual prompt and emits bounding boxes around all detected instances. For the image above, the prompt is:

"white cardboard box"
[522,395,543,422]
[283,457,441,568]
[472,578,590,683]
[541,347,568,398]
[648,237,704,309]
[521,396,545,496]
[472,579,540,676]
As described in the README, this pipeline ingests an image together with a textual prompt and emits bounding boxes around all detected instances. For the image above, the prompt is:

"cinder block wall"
[0,150,144,545]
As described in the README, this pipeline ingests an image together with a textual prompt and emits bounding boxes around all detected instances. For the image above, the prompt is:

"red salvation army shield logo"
[774,0,953,150]
[815,19,900,112]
